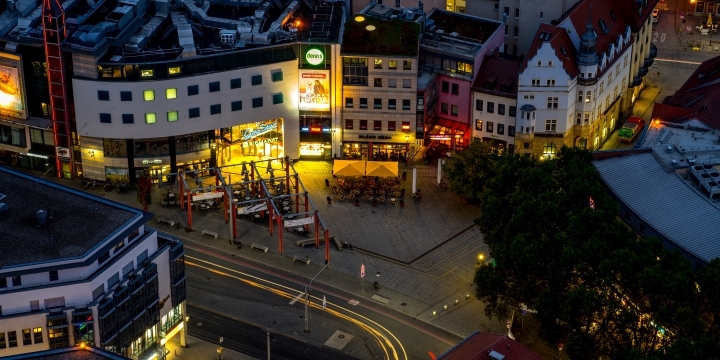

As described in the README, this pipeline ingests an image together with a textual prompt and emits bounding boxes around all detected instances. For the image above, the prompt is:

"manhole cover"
[197,322,203,327]
[338,334,345,339]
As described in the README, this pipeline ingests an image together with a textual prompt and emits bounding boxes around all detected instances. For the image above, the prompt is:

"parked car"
[653,8,660,23]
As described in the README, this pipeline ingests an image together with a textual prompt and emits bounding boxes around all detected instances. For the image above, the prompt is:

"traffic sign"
[219,337,224,343]
[360,264,365,278]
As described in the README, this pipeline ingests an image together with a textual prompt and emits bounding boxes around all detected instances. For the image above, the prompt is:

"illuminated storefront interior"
[219,118,284,165]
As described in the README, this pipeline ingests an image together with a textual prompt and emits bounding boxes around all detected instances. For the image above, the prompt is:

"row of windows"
[98,95,283,124]
[345,120,411,131]
[0,328,43,349]
[475,100,517,117]
[96,72,283,101]
[345,98,411,110]
[440,102,459,116]
[441,81,460,95]
[475,120,515,137]
[530,79,556,86]
[370,59,413,70]
[372,78,412,88]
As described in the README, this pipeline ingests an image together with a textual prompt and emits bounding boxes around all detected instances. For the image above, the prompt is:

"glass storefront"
[343,142,408,162]
[220,118,284,164]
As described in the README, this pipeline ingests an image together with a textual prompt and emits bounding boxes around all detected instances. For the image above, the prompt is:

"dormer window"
[599,19,607,33]
[610,10,616,20]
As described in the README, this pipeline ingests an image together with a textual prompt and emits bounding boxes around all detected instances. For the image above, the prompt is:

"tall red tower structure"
[42,0,74,179]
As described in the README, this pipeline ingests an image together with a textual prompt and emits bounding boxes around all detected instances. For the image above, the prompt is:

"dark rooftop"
[4,345,129,360]
[426,9,500,43]
[341,15,420,56]
[0,167,140,268]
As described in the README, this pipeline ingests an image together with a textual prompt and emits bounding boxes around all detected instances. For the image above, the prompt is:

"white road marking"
[289,292,304,305]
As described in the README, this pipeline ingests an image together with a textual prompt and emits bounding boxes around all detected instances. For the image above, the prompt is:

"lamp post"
[332,129,337,159]
[405,135,410,167]
[305,264,328,333]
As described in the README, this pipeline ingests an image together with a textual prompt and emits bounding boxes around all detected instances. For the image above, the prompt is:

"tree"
[137,175,152,211]
[442,139,501,202]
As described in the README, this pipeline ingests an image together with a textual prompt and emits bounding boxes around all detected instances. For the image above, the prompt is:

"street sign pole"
[360,264,365,293]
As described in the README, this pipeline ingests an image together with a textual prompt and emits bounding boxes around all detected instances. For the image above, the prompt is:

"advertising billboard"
[299,70,330,111]
[0,52,25,119]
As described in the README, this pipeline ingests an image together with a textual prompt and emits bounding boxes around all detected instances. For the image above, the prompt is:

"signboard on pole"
[360,264,365,278]
[322,295,327,310]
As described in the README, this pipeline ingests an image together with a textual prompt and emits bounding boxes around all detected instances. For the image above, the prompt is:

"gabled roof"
[472,53,522,99]
[564,0,630,58]
[521,24,580,78]
[612,0,660,31]
[651,56,720,129]
[438,331,543,360]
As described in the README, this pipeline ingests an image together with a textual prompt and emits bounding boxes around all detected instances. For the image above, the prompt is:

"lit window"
[167,111,178,122]
[166,88,177,99]
[542,143,556,159]
[143,90,155,101]
[140,69,154,78]
[168,66,181,75]
[145,113,156,123]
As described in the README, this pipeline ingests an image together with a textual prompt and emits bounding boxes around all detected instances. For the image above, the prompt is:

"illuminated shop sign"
[242,122,278,141]
[298,70,330,111]
[142,159,163,165]
[25,153,49,159]
[359,135,392,140]
[305,48,324,65]
[242,137,278,148]
[0,52,26,119]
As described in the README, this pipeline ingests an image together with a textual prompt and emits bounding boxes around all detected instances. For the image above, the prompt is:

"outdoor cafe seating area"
[332,176,406,206]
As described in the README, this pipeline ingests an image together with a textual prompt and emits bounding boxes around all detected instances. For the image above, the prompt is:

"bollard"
[432,310,437,316]
[444,304,448,311]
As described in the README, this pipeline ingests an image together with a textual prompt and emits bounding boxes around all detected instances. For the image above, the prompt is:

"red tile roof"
[651,56,720,129]
[565,0,630,59]
[438,332,543,360]
[612,0,660,31]
[520,24,580,78]
[471,54,522,99]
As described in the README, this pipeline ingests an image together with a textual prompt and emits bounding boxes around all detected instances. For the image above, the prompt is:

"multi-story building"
[614,0,659,105]
[0,0,345,182]
[0,167,186,359]
[514,0,647,158]
[470,52,521,153]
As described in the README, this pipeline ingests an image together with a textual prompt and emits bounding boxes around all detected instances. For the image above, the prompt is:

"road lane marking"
[289,292,304,305]
[655,58,701,65]
[348,299,359,306]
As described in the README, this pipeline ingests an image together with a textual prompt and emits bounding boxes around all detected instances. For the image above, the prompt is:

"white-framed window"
[615,64,620,77]
[546,96,558,109]
[542,142,556,159]
[546,79,556,86]
[585,91,592,103]
[584,112,590,125]
[545,119,557,132]
[608,73,612,83]
[600,81,604,93]
[578,90,583,102]
[531,79,540,86]
[537,61,542,66]
[624,55,628,67]
[548,61,553,67]
[614,85,618,99]
[576,112,581,125]
[523,94,535,100]
[605,94,610,110]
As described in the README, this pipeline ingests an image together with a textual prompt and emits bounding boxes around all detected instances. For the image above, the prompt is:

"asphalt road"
[184,244,460,360]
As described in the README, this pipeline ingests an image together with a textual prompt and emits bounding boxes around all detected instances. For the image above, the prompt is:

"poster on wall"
[55,146,70,161]
[105,166,129,183]
[298,70,330,111]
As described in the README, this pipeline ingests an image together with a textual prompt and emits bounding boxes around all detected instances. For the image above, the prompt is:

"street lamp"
[405,135,410,167]
[305,264,328,333]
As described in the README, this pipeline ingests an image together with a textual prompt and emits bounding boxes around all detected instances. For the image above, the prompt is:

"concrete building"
[0,167,186,359]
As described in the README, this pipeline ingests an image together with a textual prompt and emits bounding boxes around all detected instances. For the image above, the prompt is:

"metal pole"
[304,264,328,333]
[267,329,271,360]
[412,168,417,194]
[437,158,442,185]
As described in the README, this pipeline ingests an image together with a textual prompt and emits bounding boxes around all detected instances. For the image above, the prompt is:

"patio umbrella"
[333,160,366,176]
[365,161,399,177]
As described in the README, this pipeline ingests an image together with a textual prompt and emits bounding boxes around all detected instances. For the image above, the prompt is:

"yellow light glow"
[366,25,376,31]
[478,253,485,261]
[80,342,86,349]
[0,91,15,107]
[355,15,365,22]
[163,321,184,343]
[295,20,301,27]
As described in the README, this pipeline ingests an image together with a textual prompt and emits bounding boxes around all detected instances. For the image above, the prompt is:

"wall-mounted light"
[88,150,95,157]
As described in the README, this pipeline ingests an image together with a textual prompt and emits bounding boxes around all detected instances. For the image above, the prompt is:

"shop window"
[346,98,353,108]
[120,91,132,101]
[374,98,382,109]
[176,132,209,153]
[189,107,200,118]
[374,59,383,69]
[49,270,58,281]
[143,90,155,101]
[374,78,382,87]
[475,119,482,130]
[476,99,483,111]
[402,121,410,131]
[388,99,396,109]
[403,79,411,88]
[1,126,27,147]
[543,142,556,159]
[388,79,396,88]
[122,114,134,124]
[231,101,242,112]
[210,104,221,115]
[271,71,283,82]
[187,85,199,96]
[441,103,448,114]
[374,120,382,130]
[166,88,177,99]
[360,120,367,130]
[145,113,156,124]
[230,78,241,89]
[388,121,396,131]
[359,98,368,108]
[509,106,516,117]
[487,122,494,133]
[99,113,111,123]
[97,90,109,101]
[252,97,263,108]
[167,110,179,122]
[345,119,353,129]
[441,81,449,93]
[272,93,284,104]
[508,126,515,136]
[487,102,495,113]
[389,60,397,69]
[497,124,505,135]
[252,75,262,86]
[403,99,411,110]
[451,83,459,95]
[103,139,127,156]
[451,105,458,116]
[403,60,412,70]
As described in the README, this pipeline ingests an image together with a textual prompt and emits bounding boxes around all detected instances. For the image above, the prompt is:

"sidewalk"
[165,335,257,360]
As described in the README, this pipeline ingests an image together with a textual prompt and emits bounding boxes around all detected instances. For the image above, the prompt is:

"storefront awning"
[365,161,398,177]
[428,118,469,139]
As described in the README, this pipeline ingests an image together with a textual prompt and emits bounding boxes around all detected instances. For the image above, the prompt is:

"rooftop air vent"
[37,209,48,225]
[489,350,506,360]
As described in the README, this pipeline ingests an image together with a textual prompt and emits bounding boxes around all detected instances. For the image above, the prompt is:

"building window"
[189,107,200,118]
[252,75,262,85]
[403,61,412,70]
[8,331,16,347]
[122,114,134,124]
[487,121,494,133]
[389,60,397,69]
[374,78,382,87]
[509,106,516,117]
[345,98,353,108]
[230,78,241,89]
[252,97,263,108]
[210,104,221,114]
[451,105,458,116]
[441,81,449,92]
[531,79,540,86]
[143,90,155,101]
[374,120,382,130]
[487,102,495,113]
[231,101,242,112]
[475,100,483,111]
[600,81,604,93]
[359,98,368,108]
[360,120,368,130]
[543,143,557,159]
[451,83,459,95]
[578,90,584,102]
[614,85,618,99]
[187,85,199,96]
[97,90,109,101]
[49,270,58,281]
[513,26,519,37]
[545,119,557,132]
[374,98,382,109]
[209,81,220,92]
[163,88,176,99]
[547,97,558,109]
[403,79,411,88]
[388,121,396,131]
[0,332,5,349]
[508,126,515,136]
[441,102,448,114]
[145,113,156,124]
[374,59,383,69]
[523,94,535,100]
[120,91,132,101]
[167,110,179,122]
[515,8,520,17]
[273,93,284,104]
[402,99,411,110]
[272,71,283,82]
[388,99,396,109]
[345,119,353,129]
[497,124,505,135]
[388,78,397,88]
[33,328,43,344]
[546,79,555,86]
[402,121,410,131]
[99,113,111,124]
[498,104,505,115]
[22,329,31,345]
[586,92,592,103]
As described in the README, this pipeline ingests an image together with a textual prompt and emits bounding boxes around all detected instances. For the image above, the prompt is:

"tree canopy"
[443,141,720,358]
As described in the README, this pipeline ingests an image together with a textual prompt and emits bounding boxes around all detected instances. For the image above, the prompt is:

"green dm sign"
[305,48,324,65]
